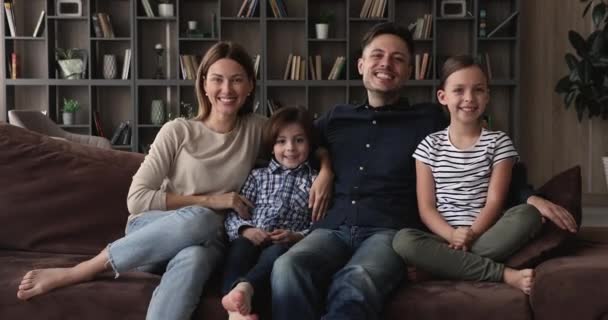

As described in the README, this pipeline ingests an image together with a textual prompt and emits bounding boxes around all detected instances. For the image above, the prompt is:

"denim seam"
[106,243,121,279]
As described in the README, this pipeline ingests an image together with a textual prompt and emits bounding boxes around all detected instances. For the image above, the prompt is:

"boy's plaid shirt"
[225,158,318,241]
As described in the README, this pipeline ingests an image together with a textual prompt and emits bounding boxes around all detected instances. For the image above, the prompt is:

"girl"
[392,55,542,294]
[222,107,318,320]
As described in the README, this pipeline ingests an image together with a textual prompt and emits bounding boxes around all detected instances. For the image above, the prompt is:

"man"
[271,22,577,320]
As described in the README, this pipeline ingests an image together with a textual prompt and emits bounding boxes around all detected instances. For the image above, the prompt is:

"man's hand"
[527,195,577,233]
[202,192,254,219]
[269,229,304,245]
[309,171,333,222]
[242,228,270,246]
[449,227,476,251]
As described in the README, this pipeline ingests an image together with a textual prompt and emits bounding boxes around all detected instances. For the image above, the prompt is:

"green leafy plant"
[555,0,608,121]
[62,98,80,113]
[55,48,78,60]
[317,12,335,24]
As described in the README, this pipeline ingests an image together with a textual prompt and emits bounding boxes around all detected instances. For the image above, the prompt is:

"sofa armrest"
[66,132,112,149]
[530,243,608,320]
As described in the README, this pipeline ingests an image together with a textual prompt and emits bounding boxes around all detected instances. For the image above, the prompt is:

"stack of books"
[237,0,258,18]
[359,0,387,18]
[408,14,433,40]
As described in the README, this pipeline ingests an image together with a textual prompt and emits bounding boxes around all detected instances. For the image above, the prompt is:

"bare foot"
[222,282,254,315]
[17,267,94,300]
[227,311,259,320]
[504,268,534,295]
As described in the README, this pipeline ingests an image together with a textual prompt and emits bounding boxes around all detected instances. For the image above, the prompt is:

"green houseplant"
[62,98,80,125]
[55,48,87,79]
[555,0,608,121]
[315,12,334,39]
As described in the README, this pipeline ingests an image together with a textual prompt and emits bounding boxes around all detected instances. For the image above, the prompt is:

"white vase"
[315,23,329,39]
[62,112,75,125]
[151,100,165,125]
[103,54,117,79]
[158,3,174,17]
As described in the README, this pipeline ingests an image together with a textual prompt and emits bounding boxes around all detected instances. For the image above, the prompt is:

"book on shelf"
[328,56,345,80]
[97,13,115,38]
[4,2,16,37]
[91,14,103,37]
[237,0,258,18]
[308,56,316,80]
[478,52,493,80]
[141,0,155,17]
[361,0,386,18]
[110,121,128,145]
[282,53,293,80]
[315,55,322,80]
[266,98,281,115]
[120,121,132,145]
[299,59,306,80]
[253,54,261,78]
[32,10,45,37]
[269,0,288,18]
[487,11,519,38]
[93,110,105,137]
[409,14,432,40]
[419,53,429,80]
[10,53,17,79]
[121,49,132,80]
[414,54,420,80]
[211,13,217,38]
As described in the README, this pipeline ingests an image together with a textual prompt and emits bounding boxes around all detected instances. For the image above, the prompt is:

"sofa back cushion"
[0,124,144,255]
[505,166,581,268]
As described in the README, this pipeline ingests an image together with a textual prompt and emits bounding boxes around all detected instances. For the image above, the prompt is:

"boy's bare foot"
[17,267,94,300]
[222,282,254,315]
[227,311,259,320]
[504,268,534,295]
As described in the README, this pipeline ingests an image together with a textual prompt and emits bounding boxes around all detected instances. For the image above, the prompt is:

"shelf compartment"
[220,21,261,64]
[137,85,178,126]
[51,85,90,126]
[91,0,133,38]
[308,42,347,81]
[91,40,132,80]
[4,86,48,114]
[137,20,179,80]
[267,22,306,80]
[92,86,133,141]
[5,40,48,79]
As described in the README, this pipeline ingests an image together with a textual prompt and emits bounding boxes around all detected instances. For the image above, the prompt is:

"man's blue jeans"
[271,225,405,320]
[106,205,225,320]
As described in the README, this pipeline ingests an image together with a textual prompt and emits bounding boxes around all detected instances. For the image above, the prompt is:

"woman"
[16,41,332,320]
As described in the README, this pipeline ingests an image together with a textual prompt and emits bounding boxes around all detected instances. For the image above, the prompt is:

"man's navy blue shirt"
[314,99,447,230]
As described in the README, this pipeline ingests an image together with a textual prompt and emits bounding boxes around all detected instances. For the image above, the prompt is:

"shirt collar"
[355,97,410,111]
[268,158,312,174]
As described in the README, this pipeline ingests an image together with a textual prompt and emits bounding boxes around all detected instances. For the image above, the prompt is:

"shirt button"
[359,166,364,171]
[352,200,356,204]
[365,144,370,148]
[372,120,377,125]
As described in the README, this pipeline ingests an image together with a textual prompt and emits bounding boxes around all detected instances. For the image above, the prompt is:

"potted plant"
[315,12,334,39]
[62,98,80,125]
[56,48,87,79]
[158,0,174,17]
[554,0,608,188]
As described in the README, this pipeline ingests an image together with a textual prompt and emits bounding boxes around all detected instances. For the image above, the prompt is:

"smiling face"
[272,123,310,169]
[437,65,489,125]
[203,58,253,117]
[358,34,412,102]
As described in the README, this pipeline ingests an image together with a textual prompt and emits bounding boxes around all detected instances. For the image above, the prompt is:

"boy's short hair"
[263,107,316,156]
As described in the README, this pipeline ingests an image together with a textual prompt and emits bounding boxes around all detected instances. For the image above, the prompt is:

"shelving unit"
[1,0,521,152]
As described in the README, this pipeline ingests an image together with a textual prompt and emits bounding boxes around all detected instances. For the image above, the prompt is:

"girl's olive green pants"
[392,204,543,282]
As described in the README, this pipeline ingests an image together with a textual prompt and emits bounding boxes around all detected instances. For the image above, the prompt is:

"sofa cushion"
[0,124,144,255]
[384,280,532,320]
[0,250,226,320]
[505,166,581,269]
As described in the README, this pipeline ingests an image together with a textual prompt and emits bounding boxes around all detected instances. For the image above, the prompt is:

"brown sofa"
[1,123,607,320]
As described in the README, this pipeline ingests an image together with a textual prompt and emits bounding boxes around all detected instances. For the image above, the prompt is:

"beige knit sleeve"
[127,120,182,215]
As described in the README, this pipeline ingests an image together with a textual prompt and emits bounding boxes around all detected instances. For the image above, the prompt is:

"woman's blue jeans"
[107,205,226,320]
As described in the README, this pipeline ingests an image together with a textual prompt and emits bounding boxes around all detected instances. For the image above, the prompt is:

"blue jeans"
[271,225,405,320]
[222,237,289,317]
[106,205,226,320]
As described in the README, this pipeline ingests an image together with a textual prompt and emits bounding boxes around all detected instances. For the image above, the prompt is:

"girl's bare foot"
[222,282,254,315]
[504,268,534,295]
[17,267,94,300]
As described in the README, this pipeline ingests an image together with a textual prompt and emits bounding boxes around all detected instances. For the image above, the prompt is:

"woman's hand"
[527,196,577,233]
[242,228,270,246]
[269,229,304,245]
[201,192,254,219]
[309,170,333,222]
